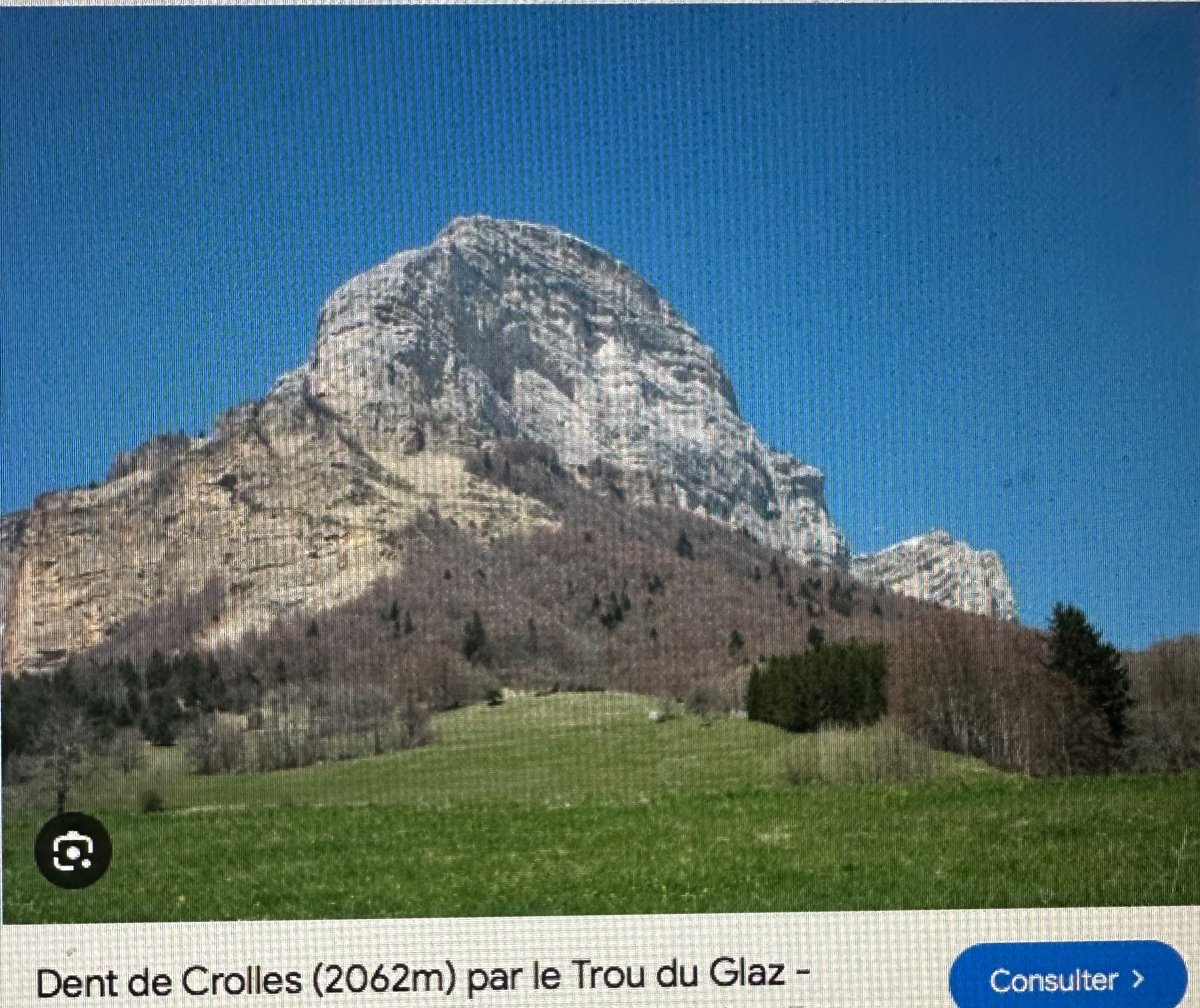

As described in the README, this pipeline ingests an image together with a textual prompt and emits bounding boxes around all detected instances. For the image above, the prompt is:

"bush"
[254,724,321,772]
[828,576,854,618]
[252,688,323,771]
[675,530,694,560]
[462,611,491,665]
[783,719,936,785]
[2,751,39,787]
[684,682,724,721]
[138,787,165,814]
[187,713,245,775]
[111,727,146,775]
[142,688,182,746]
[746,643,887,733]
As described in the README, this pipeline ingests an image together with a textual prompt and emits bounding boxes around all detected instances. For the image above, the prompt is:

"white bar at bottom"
[2,906,1196,1006]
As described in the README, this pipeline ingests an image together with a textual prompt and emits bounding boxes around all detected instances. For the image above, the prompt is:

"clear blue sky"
[2,6,1197,649]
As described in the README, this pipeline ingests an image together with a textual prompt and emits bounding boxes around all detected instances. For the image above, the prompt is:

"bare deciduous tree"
[111,726,146,776]
[35,711,98,813]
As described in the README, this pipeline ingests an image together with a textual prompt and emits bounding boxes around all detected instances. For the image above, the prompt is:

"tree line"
[748,602,1165,777]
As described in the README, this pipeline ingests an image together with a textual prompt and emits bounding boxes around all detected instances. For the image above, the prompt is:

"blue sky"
[2,6,1197,649]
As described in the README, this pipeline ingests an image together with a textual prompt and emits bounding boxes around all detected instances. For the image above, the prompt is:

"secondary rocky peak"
[850,530,1016,620]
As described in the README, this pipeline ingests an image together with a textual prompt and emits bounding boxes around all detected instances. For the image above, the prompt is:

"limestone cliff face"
[1,216,1014,674]
[296,216,846,567]
[1,394,548,674]
[850,530,1016,620]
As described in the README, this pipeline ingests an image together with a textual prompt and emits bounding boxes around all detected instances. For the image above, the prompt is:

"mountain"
[1,216,1013,675]
[851,530,1015,620]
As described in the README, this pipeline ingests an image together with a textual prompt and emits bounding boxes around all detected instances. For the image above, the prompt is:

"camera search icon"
[34,812,112,890]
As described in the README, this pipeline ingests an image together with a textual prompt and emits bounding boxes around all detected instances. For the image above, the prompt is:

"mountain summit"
[1,217,1014,675]
[289,215,846,567]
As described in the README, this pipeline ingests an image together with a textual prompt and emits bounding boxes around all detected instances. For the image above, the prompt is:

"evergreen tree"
[117,658,144,723]
[462,610,491,665]
[1047,603,1131,745]
[675,529,694,560]
[746,644,887,733]
[145,649,171,691]
[142,689,181,747]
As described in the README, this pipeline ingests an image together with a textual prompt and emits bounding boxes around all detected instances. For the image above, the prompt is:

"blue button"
[950,941,1188,1008]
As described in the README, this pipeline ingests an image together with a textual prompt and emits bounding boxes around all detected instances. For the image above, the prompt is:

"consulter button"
[950,941,1187,1008]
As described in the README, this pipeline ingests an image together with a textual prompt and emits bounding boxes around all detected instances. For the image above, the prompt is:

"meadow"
[4,693,1197,923]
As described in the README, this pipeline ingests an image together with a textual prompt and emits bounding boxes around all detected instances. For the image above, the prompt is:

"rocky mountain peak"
[291,216,839,565]
[850,529,1016,620]
[274,216,1017,600]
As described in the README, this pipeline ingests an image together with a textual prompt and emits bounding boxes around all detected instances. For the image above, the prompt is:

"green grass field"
[4,693,1197,922]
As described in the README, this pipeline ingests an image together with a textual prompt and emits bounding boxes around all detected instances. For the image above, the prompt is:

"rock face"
[0,399,549,675]
[1,216,1014,675]
[299,215,846,566]
[851,530,1016,620]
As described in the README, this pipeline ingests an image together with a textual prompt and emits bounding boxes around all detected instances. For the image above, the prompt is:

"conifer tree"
[462,610,491,665]
[1047,603,1131,745]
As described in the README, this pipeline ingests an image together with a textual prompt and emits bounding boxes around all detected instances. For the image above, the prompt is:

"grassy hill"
[4,693,1197,922]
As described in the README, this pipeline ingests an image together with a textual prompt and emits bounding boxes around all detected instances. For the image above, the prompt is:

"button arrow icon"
[1133,969,1145,989]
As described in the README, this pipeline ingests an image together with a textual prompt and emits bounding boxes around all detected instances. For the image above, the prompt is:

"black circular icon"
[34,812,112,890]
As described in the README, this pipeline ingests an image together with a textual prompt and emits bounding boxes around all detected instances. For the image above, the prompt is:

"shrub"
[138,787,165,814]
[684,681,725,720]
[461,611,491,665]
[111,727,146,775]
[828,576,854,618]
[1124,634,1200,772]
[783,719,936,785]
[598,591,628,630]
[186,713,245,775]
[249,686,321,771]
[746,643,886,733]
[141,688,182,747]
[254,724,321,772]
[1,751,38,787]
[675,530,694,560]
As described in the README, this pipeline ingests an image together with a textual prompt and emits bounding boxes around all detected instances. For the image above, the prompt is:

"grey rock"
[291,215,847,567]
[850,530,1016,620]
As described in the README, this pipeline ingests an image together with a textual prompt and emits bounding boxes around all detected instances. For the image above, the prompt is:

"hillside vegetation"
[11,438,1183,800]
[4,693,1196,923]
